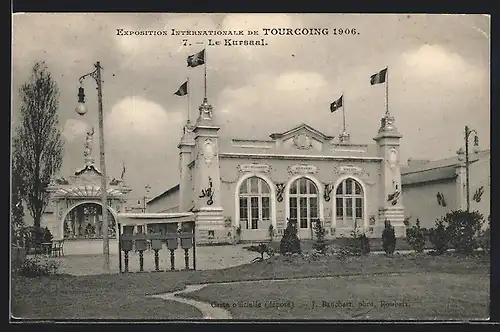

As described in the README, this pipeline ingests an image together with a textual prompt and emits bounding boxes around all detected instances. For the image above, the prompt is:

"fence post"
[124,250,129,272]
[169,249,175,270]
[192,226,196,270]
[139,250,144,272]
[118,223,122,273]
[184,249,189,270]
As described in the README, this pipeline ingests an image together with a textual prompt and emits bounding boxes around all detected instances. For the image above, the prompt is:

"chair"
[51,239,64,257]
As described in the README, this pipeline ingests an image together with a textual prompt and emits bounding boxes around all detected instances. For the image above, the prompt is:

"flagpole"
[187,77,190,123]
[204,47,207,100]
[342,92,346,132]
[385,66,389,116]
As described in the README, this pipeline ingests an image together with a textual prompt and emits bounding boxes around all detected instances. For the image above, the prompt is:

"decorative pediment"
[270,123,334,152]
[270,123,335,142]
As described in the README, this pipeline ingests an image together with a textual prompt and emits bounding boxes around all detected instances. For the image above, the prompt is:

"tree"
[13,62,64,228]
[279,219,301,255]
[429,218,448,255]
[11,153,25,245]
[312,220,326,254]
[406,218,426,253]
[444,210,484,254]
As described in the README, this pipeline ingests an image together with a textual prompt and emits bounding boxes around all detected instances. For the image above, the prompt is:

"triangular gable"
[269,123,335,141]
[269,123,334,152]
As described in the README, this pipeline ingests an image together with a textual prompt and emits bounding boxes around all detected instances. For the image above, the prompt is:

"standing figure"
[84,127,95,159]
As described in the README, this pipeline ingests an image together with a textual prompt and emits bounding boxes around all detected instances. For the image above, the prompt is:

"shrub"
[312,221,326,254]
[428,219,448,255]
[382,220,396,255]
[444,210,484,254]
[268,224,274,242]
[359,234,371,254]
[406,218,426,253]
[14,257,60,278]
[335,246,351,261]
[478,217,490,253]
[42,227,53,243]
[279,219,301,255]
[245,243,275,262]
[339,220,370,257]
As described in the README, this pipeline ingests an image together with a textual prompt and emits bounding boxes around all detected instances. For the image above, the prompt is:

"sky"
[12,13,490,206]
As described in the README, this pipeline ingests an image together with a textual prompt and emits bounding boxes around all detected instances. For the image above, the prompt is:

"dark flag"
[370,68,387,85]
[174,81,188,96]
[330,95,343,113]
[121,162,126,180]
[187,49,205,67]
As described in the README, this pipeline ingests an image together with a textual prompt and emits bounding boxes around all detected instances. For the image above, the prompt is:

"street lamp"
[464,125,479,213]
[76,62,110,270]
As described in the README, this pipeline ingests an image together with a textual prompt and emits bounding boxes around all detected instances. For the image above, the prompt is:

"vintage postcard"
[11,13,490,321]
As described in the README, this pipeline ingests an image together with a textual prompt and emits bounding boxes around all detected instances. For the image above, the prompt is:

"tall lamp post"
[464,125,479,213]
[143,184,151,213]
[75,62,110,270]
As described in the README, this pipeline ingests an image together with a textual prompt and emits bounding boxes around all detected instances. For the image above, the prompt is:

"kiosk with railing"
[117,213,196,273]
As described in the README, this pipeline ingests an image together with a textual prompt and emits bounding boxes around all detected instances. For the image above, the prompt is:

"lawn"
[182,273,489,320]
[11,252,490,320]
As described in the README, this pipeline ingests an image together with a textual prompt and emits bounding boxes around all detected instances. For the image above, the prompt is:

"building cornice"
[219,152,383,161]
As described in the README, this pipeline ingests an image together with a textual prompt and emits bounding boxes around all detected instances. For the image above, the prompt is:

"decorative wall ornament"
[388,148,398,168]
[473,186,484,203]
[392,180,401,191]
[202,139,216,165]
[237,163,271,173]
[293,133,312,149]
[199,177,214,205]
[276,183,285,202]
[58,208,63,220]
[436,192,447,207]
[288,164,318,175]
[334,165,369,178]
[369,215,376,225]
[323,183,333,202]
[387,190,401,206]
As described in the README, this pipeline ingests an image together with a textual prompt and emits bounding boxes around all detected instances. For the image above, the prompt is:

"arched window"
[335,178,364,227]
[239,177,271,230]
[289,178,319,229]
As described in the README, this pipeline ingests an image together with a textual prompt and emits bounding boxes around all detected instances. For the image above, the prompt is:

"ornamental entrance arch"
[46,129,131,242]
[46,164,131,241]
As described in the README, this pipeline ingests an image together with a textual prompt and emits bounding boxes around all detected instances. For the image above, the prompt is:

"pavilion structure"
[45,127,131,242]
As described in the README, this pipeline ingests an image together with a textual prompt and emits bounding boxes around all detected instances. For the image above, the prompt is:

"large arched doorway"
[63,202,117,239]
[288,177,320,239]
[238,176,272,231]
[334,177,366,230]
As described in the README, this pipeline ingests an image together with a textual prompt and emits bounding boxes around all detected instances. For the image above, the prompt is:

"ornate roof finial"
[338,129,351,143]
[83,126,95,165]
[378,113,398,133]
[198,97,213,121]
